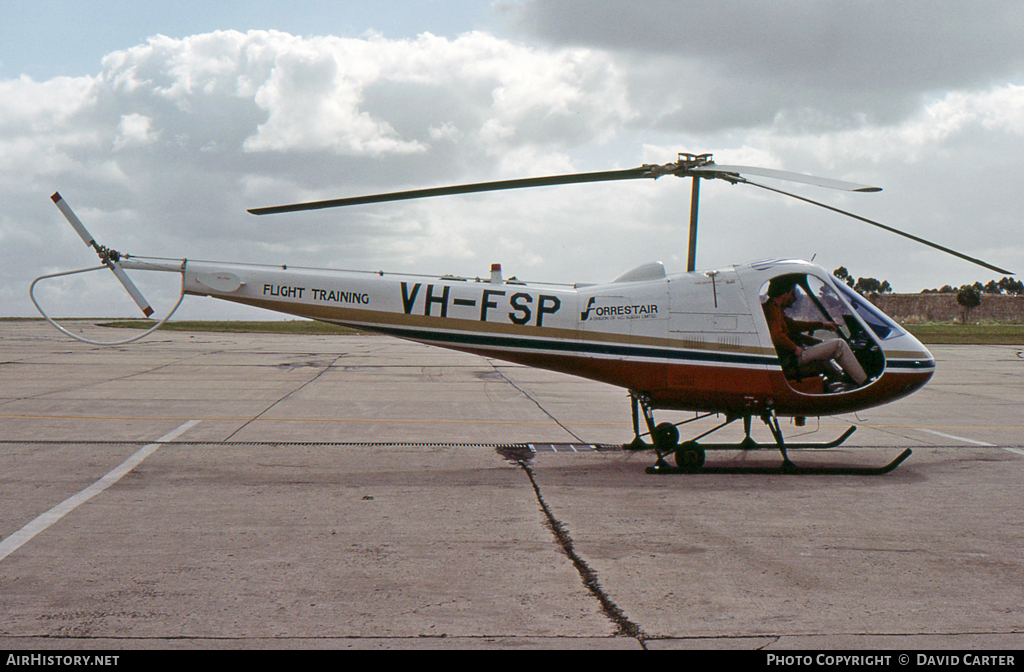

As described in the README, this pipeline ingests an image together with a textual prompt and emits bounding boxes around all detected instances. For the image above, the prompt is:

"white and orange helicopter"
[35,153,1012,474]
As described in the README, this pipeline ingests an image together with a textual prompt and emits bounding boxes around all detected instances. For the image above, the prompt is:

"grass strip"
[901,323,1024,345]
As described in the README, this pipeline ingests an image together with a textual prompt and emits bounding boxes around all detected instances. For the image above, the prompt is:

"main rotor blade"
[693,164,881,192]
[742,178,1013,275]
[247,166,654,215]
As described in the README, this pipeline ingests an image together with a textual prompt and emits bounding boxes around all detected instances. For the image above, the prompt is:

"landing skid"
[625,392,911,475]
[644,447,912,476]
[692,426,858,452]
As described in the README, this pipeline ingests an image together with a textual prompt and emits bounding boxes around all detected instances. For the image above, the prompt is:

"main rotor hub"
[677,152,713,169]
[642,153,716,179]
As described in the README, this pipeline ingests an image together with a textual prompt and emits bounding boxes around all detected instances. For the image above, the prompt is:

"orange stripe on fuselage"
[217,295,931,417]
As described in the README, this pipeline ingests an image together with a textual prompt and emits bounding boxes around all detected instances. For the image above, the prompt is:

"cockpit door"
[758,273,885,395]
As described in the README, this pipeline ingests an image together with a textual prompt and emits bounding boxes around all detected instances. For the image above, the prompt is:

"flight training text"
[263,284,369,305]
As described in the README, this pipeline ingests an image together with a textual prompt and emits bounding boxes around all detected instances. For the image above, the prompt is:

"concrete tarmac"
[0,321,1022,650]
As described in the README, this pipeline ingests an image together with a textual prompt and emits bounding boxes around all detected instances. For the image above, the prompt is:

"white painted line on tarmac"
[921,429,995,446]
[920,429,1024,457]
[0,420,200,563]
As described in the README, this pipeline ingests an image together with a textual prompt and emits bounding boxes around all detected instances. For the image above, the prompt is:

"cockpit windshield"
[831,280,907,340]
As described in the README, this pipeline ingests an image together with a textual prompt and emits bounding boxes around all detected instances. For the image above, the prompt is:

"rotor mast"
[677,153,713,273]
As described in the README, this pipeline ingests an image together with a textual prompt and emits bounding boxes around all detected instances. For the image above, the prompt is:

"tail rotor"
[50,192,155,317]
[33,192,185,346]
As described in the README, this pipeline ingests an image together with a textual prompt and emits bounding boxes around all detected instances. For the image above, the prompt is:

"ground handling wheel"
[652,422,679,451]
[674,442,706,472]
[644,422,681,474]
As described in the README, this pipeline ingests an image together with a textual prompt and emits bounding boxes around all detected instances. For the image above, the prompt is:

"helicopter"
[35,153,1013,474]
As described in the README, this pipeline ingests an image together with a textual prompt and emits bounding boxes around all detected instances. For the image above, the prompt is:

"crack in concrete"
[484,361,645,643]
[223,354,344,441]
[513,457,648,646]
[487,362,585,442]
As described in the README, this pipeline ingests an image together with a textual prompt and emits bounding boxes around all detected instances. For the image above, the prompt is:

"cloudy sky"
[3,0,1022,319]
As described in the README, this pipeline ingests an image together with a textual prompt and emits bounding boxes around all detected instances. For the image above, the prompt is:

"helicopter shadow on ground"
[499,445,930,491]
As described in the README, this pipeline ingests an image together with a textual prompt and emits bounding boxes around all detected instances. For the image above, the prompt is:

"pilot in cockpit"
[763,276,868,389]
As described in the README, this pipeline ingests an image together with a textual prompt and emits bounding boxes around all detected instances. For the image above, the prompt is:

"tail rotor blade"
[109,261,155,317]
[51,192,156,317]
[51,192,97,246]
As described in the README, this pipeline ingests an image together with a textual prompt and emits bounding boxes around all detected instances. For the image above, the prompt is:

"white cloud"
[743,84,1024,171]
[1,26,1022,321]
[0,75,96,129]
[0,29,639,317]
[513,0,1024,132]
[113,113,157,149]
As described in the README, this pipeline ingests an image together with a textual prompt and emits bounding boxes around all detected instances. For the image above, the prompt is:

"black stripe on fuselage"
[884,359,936,370]
[347,323,936,372]
[359,324,777,367]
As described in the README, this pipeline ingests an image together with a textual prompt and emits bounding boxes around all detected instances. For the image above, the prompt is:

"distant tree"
[998,276,1024,295]
[956,285,981,323]
[923,284,959,294]
[832,266,855,288]
[923,277,1022,297]
[854,277,879,294]
[854,277,893,296]
[834,267,892,296]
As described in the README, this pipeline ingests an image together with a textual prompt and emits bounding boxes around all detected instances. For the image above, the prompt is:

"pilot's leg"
[800,340,868,385]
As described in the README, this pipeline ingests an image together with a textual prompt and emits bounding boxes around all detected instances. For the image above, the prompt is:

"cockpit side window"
[807,276,856,337]
[831,280,907,340]
[759,275,841,327]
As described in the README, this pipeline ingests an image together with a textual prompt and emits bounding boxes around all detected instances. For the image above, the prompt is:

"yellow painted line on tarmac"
[0,413,562,427]
[854,424,1024,431]
[2,414,1022,431]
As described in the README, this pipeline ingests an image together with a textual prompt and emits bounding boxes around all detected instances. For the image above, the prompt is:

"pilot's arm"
[764,301,802,355]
